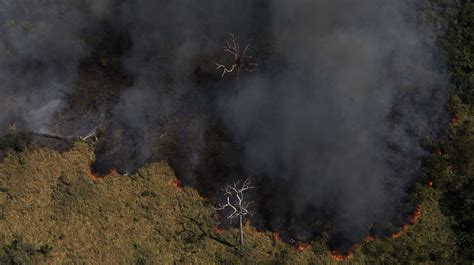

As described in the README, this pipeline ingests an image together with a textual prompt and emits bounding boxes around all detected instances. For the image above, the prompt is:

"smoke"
[86,0,116,19]
[217,0,447,246]
[0,0,111,133]
[94,0,268,175]
[0,0,448,249]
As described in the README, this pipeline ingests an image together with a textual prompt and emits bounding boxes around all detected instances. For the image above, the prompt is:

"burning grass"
[173,179,182,189]
[296,242,311,252]
[391,205,422,239]
[274,232,281,242]
[88,164,121,181]
[89,169,98,181]
[327,205,424,262]
[428,181,433,188]
[0,144,457,264]
[330,250,353,262]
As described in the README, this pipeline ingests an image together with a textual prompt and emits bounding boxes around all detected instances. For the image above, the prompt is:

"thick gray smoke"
[108,0,446,246]
[99,0,268,175]
[0,0,447,249]
[217,0,447,245]
[0,0,112,133]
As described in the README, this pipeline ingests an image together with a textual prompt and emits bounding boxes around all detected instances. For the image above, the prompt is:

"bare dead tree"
[216,178,254,246]
[6,121,98,144]
[79,128,99,142]
[215,33,258,80]
[31,130,98,143]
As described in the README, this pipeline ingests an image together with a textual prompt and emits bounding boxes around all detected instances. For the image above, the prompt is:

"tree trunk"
[239,215,244,246]
[30,132,70,141]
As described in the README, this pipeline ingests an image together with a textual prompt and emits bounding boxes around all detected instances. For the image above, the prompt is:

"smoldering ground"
[0,0,448,249]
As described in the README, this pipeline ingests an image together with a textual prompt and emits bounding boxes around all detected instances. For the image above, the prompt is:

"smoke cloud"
[95,0,268,175]
[0,0,447,248]
[216,0,447,246]
[0,0,112,133]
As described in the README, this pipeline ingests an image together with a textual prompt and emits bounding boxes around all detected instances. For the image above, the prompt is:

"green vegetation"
[423,0,474,263]
[425,0,473,104]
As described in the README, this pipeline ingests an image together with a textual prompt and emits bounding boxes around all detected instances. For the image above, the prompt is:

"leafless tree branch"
[6,122,98,144]
[215,177,254,246]
[215,33,258,79]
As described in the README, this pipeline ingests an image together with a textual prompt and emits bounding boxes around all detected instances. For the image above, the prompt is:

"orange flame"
[391,205,422,239]
[174,180,182,189]
[109,168,119,176]
[88,167,118,180]
[330,250,353,261]
[329,206,422,261]
[391,231,401,239]
[450,116,459,127]
[409,205,422,224]
[296,242,310,252]
[427,181,433,188]
[329,239,369,261]
[274,233,281,241]
[89,169,98,181]
[392,224,409,239]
